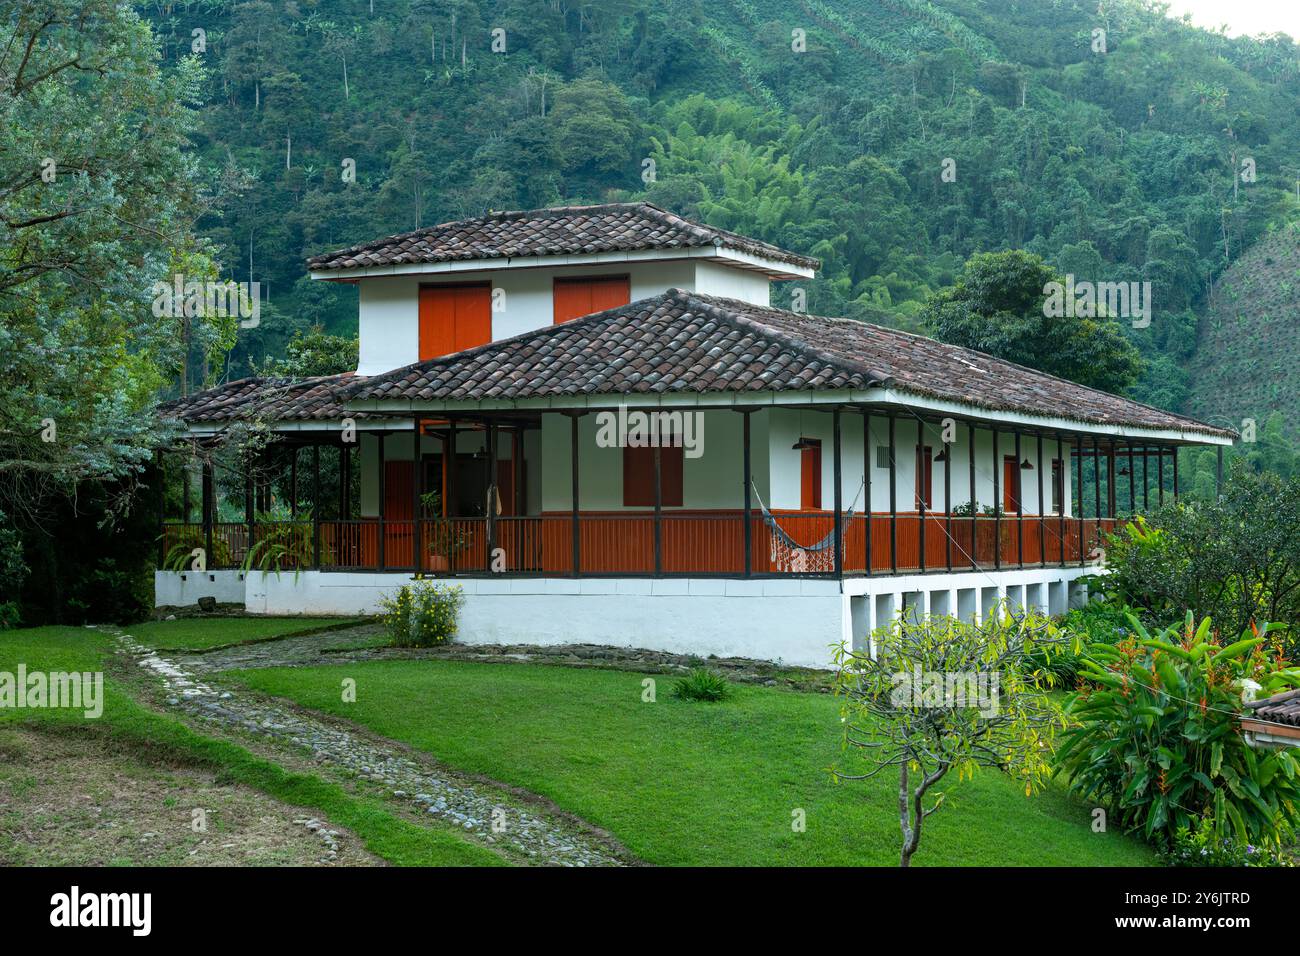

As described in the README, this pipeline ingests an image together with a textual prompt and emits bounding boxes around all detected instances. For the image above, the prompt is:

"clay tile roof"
[306,202,820,273]
[158,372,389,426]
[343,289,1237,439]
[1246,689,1300,728]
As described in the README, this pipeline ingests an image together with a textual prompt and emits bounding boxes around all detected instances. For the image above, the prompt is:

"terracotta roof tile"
[343,289,1236,438]
[158,372,389,425]
[1247,689,1300,728]
[306,202,819,273]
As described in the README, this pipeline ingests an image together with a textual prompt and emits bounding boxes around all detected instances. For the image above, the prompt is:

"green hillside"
[145,0,1300,434]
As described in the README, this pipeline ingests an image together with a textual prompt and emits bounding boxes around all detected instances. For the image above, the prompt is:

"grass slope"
[233,659,1156,867]
[0,627,499,866]
[125,617,367,652]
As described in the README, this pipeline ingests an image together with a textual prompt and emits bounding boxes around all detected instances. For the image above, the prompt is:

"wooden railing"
[161,514,1118,576]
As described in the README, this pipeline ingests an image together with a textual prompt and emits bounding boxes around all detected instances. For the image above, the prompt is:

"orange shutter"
[1003,456,1021,513]
[915,446,933,510]
[553,276,631,324]
[623,445,683,507]
[419,284,492,360]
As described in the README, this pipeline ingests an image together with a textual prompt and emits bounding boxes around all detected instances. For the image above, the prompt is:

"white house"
[157,203,1235,667]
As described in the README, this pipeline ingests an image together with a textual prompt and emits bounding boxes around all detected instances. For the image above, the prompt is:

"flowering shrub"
[379,580,464,647]
[1161,819,1292,867]
[1056,612,1300,849]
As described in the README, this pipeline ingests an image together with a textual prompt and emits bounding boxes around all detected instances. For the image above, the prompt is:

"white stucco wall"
[155,570,247,607]
[355,259,758,376]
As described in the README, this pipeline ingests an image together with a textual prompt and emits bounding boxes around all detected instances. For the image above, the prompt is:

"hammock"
[751,479,864,573]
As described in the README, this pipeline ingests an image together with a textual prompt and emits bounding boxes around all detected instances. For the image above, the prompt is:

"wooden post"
[155,450,166,570]
[1076,436,1085,568]
[653,443,663,577]
[1056,433,1066,567]
[413,416,423,574]
[1142,445,1150,511]
[1157,445,1165,507]
[917,420,926,574]
[201,458,214,570]
[1127,442,1136,516]
[743,411,752,578]
[1036,433,1045,566]
[832,408,843,578]
[968,421,977,570]
[992,426,1001,571]
[1172,447,1180,502]
[486,421,498,573]
[1216,445,1224,498]
[944,424,952,572]
[377,433,386,571]
[863,413,872,576]
[1093,438,1102,539]
[888,413,897,574]
[445,421,457,517]
[311,443,321,569]
[570,414,580,577]
[1107,441,1117,520]
[1014,429,1023,569]
[289,447,298,518]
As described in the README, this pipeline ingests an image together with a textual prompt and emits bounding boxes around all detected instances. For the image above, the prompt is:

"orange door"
[799,440,822,510]
[1003,456,1020,513]
[384,461,414,566]
[553,276,631,324]
[419,284,491,359]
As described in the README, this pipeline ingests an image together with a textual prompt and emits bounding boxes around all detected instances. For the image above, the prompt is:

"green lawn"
[0,627,499,866]
[124,616,365,652]
[232,659,1157,867]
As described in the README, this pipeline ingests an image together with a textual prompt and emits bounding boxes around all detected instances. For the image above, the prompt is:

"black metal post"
[968,421,977,570]
[377,433,386,570]
[413,416,423,574]
[992,426,1001,571]
[832,408,843,578]
[311,442,321,569]
[1014,430,1023,569]
[1036,433,1044,566]
[743,411,752,578]
[201,458,214,569]
[864,413,872,576]
[570,414,580,576]
[888,413,897,574]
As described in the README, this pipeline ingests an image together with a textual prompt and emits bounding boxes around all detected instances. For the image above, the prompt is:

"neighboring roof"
[306,202,820,273]
[343,289,1237,439]
[158,372,385,426]
[1245,689,1300,729]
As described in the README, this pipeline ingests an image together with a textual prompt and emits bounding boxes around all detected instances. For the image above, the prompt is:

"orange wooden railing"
[161,515,1121,575]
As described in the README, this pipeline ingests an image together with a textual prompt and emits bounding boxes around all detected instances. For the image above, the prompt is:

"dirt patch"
[0,724,381,867]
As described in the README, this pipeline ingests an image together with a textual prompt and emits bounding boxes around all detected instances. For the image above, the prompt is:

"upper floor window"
[623,443,683,507]
[419,284,491,360]
[553,275,631,324]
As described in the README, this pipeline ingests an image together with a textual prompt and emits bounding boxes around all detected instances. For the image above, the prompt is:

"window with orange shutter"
[553,275,631,324]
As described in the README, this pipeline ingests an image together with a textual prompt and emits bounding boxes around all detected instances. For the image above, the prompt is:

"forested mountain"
[145,0,1300,434]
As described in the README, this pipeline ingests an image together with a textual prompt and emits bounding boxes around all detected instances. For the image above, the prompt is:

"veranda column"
[943,423,952,572]
[968,421,977,570]
[289,446,298,518]
[1036,433,1045,566]
[201,457,214,569]
[832,408,843,578]
[742,410,753,578]
[1142,445,1150,511]
[311,442,321,569]
[1157,445,1165,507]
[155,450,166,569]
[1216,446,1224,498]
[486,420,498,573]
[1127,441,1136,516]
[1014,429,1024,569]
[244,454,254,567]
[412,416,423,575]
[1093,438,1102,542]
[1106,440,1117,521]
[1075,436,1085,568]
[888,413,897,574]
[653,442,663,577]
[1055,432,1066,566]
[570,413,580,577]
[445,421,456,517]
[917,421,926,574]
[377,433,386,570]
[1172,447,1180,502]
[992,426,1001,572]
[863,413,873,576]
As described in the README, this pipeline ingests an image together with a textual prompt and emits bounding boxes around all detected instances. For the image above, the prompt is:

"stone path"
[108,630,631,867]
[172,622,834,691]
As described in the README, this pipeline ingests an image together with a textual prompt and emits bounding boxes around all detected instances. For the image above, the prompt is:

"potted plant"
[420,491,468,572]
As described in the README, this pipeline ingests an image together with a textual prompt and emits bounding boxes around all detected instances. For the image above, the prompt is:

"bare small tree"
[832,608,1072,866]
